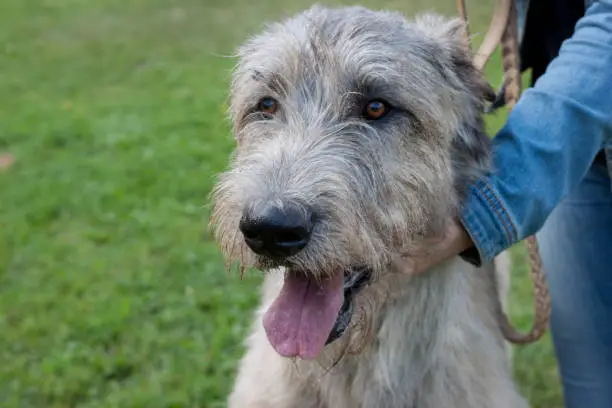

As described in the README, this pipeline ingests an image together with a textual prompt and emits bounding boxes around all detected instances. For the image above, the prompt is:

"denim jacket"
[459,0,612,265]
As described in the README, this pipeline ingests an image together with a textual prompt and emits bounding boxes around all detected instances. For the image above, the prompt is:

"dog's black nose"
[239,200,313,259]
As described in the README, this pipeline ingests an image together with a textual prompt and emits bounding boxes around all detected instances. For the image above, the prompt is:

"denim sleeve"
[459,0,612,265]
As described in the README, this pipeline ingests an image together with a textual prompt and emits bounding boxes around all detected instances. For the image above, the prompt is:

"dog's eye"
[362,100,390,120]
[257,97,278,115]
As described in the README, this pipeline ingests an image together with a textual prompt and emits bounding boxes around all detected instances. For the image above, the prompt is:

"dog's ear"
[413,14,467,45]
[413,15,494,197]
[414,14,495,103]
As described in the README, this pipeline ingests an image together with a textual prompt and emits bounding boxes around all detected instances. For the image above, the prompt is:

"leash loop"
[457,0,551,345]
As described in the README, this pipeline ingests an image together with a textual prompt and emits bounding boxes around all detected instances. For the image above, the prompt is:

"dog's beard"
[212,203,422,361]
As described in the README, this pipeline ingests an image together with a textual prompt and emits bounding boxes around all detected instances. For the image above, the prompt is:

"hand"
[393,218,475,275]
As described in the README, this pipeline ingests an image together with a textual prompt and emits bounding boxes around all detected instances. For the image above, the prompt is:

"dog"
[210,5,526,407]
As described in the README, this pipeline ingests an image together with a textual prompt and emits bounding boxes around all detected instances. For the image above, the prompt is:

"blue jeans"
[537,160,612,408]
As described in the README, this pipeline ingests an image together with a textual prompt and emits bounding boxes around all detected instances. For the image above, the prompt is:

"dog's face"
[211,6,492,360]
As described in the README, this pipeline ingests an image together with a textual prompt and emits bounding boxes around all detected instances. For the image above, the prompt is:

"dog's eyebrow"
[356,75,405,106]
[250,70,287,97]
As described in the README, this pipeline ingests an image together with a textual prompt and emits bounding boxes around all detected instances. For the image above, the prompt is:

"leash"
[456,0,551,345]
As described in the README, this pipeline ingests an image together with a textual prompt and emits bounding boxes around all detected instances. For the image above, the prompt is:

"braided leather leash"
[457,0,551,345]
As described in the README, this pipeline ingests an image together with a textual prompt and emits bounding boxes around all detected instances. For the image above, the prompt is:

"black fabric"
[595,150,608,166]
[459,246,482,267]
[486,0,586,112]
[521,1,608,170]
[519,0,586,85]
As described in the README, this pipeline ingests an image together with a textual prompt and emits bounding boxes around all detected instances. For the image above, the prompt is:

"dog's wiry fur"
[211,5,526,408]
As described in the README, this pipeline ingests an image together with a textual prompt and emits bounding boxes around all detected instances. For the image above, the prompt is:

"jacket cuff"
[458,179,518,265]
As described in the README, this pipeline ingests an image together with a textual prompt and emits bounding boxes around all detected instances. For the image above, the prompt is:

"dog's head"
[211,6,493,360]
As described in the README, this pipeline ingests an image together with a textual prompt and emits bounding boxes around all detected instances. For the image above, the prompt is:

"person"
[407,1,612,407]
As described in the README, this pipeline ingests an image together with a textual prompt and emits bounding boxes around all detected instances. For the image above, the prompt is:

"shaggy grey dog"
[211,5,527,408]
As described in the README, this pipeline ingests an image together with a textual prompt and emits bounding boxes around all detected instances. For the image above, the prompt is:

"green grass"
[0,0,561,406]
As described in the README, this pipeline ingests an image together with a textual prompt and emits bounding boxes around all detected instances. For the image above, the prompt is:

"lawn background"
[0,0,562,407]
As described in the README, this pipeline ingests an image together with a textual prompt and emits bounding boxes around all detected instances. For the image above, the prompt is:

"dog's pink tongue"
[263,270,344,360]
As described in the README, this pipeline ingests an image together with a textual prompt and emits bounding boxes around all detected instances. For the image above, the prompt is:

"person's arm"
[460,0,612,265]
[401,1,612,273]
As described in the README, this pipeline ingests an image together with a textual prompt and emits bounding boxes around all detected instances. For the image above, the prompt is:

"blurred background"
[0,0,562,406]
